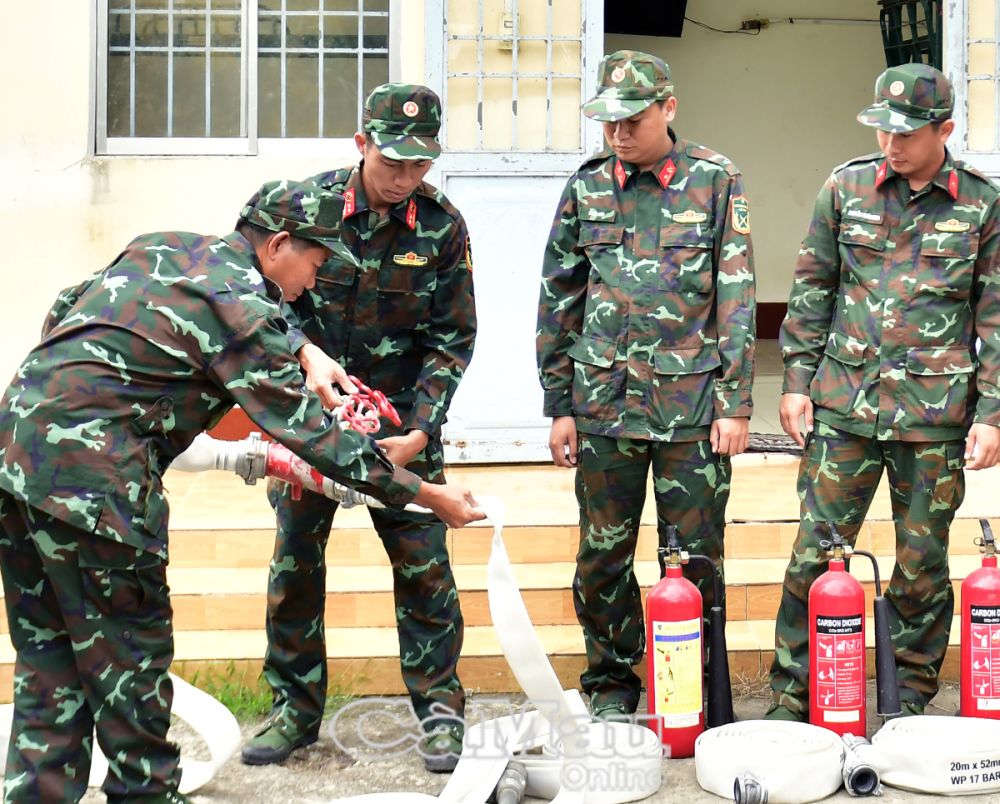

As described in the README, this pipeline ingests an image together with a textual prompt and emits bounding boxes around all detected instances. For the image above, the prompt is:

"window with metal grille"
[946,0,1000,172]
[443,0,585,152]
[97,0,394,155]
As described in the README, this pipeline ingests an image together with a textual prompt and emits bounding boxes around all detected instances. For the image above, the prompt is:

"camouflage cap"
[240,179,355,264]
[582,50,674,122]
[857,63,954,133]
[363,83,442,160]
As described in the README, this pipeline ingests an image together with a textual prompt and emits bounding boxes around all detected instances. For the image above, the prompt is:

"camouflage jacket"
[780,150,1000,441]
[0,232,421,558]
[287,164,476,437]
[536,133,756,441]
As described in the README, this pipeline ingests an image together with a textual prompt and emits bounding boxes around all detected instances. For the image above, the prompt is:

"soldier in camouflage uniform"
[769,64,1000,722]
[0,180,482,803]
[243,84,476,772]
[535,51,756,718]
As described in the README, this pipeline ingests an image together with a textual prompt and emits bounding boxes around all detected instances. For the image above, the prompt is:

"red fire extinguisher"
[961,519,1000,718]
[645,525,733,758]
[809,524,900,737]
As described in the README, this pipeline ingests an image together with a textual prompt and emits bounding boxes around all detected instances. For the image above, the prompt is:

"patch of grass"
[182,662,356,723]
[187,663,273,721]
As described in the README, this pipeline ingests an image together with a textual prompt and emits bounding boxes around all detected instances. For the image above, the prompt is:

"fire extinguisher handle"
[978,518,996,554]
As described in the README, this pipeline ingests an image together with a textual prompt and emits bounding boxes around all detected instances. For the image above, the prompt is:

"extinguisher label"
[651,618,702,726]
[970,606,1000,705]
[814,614,863,720]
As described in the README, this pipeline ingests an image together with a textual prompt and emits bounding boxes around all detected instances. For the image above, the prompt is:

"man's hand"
[965,422,1000,470]
[779,393,814,448]
[711,417,750,456]
[548,416,578,468]
[413,481,486,528]
[298,342,357,408]
[377,430,430,468]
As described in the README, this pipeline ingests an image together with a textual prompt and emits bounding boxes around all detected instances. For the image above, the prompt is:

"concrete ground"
[78,682,1000,803]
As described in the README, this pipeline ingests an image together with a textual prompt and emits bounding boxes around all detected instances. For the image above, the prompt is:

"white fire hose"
[331,496,663,804]
[694,714,1000,802]
[694,721,853,803]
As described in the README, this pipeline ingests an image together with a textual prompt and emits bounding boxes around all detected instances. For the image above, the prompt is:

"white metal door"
[425,0,603,463]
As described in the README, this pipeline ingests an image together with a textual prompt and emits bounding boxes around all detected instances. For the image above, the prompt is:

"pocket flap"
[568,335,617,368]
[317,257,357,287]
[919,232,975,259]
[661,223,713,249]
[579,222,624,246]
[824,332,866,367]
[906,347,974,376]
[378,264,437,293]
[653,344,722,375]
[838,222,887,252]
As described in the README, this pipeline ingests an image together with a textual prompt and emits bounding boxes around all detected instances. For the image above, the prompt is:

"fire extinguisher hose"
[694,721,847,803]
[865,715,1000,795]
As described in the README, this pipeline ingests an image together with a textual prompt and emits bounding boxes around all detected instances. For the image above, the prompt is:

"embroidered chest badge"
[393,251,429,267]
[934,218,971,233]
[673,209,708,224]
[731,195,751,234]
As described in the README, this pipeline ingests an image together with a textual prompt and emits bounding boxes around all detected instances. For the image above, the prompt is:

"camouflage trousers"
[0,490,179,803]
[573,434,731,712]
[769,423,966,717]
[261,438,464,733]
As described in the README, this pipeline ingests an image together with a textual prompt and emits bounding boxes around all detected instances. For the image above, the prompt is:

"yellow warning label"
[650,618,702,726]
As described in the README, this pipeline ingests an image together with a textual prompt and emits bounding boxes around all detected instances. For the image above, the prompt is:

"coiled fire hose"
[694,721,854,803]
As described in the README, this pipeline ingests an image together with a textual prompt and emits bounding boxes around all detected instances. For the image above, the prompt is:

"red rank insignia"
[343,187,356,218]
[948,171,959,200]
[658,159,677,189]
[875,161,888,188]
[406,198,417,229]
[614,160,627,189]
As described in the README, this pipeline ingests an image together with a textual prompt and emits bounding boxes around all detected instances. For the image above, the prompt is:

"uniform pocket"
[317,257,358,287]
[899,346,974,430]
[809,332,869,419]
[838,222,887,286]
[650,343,721,427]
[580,222,624,288]
[377,263,437,329]
[659,223,713,292]
[568,334,622,420]
[79,537,165,620]
[916,232,977,300]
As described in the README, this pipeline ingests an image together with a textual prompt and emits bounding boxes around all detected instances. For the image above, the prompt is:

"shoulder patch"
[464,236,473,272]
[731,195,751,234]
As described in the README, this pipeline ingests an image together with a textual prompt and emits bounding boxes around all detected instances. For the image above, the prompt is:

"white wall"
[606,0,886,303]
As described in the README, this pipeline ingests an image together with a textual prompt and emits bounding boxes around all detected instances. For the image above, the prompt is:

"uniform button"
[123,630,132,640]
